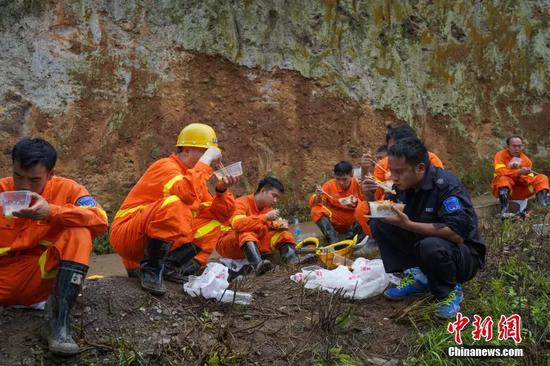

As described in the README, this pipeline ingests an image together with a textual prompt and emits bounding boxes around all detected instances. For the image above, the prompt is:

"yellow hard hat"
[317,240,355,269]
[176,123,219,148]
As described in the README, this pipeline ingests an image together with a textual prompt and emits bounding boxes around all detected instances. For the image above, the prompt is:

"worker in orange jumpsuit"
[492,136,550,216]
[110,123,238,296]
[310,161,366,244]
[216,177,299,276]
[120,194,236,282]
[0,138,108,356]
[355,126,445,237]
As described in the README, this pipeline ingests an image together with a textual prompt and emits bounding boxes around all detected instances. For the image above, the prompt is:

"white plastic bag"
[290,258,399,300]
[183,262,252,304]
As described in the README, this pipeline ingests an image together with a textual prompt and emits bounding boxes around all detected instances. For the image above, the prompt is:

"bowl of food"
[338,195,358,207]
[272,218,289,230]
[0,190,32,218]
[368,200,405,218]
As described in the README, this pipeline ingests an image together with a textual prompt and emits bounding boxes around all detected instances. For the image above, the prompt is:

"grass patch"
[92,210,115,255]
[404,211,550,365]
[454,157,494,196]
[313,347,363,366]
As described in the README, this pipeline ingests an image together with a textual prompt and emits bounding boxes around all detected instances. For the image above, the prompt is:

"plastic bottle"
[218,290,253,305]
[293,217,303,242]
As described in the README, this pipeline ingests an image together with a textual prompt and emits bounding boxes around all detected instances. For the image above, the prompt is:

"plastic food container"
[352,167,362,181]
[0,190,32,218]
[368,201,405,218]
[213,161,243,180]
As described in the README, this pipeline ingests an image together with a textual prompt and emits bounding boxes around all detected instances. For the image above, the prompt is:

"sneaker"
[435,284,463,319]
[384,274,429,300]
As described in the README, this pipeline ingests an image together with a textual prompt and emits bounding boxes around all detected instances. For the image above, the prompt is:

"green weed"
[405,214,549,365]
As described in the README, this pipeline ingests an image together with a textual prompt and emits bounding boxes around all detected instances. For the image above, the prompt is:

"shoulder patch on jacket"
[76,195,97,207]
[442,196,461,213]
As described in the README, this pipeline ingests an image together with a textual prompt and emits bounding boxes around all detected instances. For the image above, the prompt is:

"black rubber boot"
[179,258,202,283]
[242,241,272,276]
[126,268,139,278]
[498,187,510,217]
[316,217,339,245]
[279,243,299,265]
[345,221,366,242]
[139,239,171,296]
[535,189,550,207]
[46,261,88,356]
[163,243,201,284]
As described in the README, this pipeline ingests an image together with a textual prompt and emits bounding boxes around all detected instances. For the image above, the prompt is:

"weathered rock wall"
[0,0,549,208]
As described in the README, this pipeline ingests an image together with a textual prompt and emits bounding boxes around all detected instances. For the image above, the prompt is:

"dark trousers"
[371,219,480,299]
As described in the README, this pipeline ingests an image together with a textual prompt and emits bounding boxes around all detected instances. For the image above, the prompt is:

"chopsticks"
[319,188,335,200]
[366,174,396,194]
[218,162,229,177]
[370,158,389,174]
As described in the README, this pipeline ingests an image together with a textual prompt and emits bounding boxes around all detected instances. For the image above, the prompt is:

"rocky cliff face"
[1,0,549,208]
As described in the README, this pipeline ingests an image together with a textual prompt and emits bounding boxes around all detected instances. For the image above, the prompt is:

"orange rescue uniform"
[188,193,235,266]
[120,194,236,270]
[216,194,294,259]
[309,178,365,233]
[110,153,235,267]
[0,177,108,305]
[491,149,549,200]
[356,151,444,236]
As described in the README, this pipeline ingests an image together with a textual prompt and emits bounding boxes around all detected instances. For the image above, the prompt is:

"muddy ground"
[0,264,425,366]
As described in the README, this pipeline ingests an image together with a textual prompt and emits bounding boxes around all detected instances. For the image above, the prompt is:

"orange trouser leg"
[354,201,372,237]
[256,230,294,253]
[492,176,517,197]
[216,229,294,260]
[310,205,331,222]
[110,197,195,264]
[532,174,550,193]
[193,229,223,266]
[310,205,355,233]
[216,231,244,259]
[122,258,140,271]
[327,209,356,233]
[0,227,92,306]
[492,175,548,200]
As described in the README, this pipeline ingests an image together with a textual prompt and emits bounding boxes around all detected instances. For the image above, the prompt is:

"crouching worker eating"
[0,138,108,355]
[368,138,485,318]
[216,177,299,277]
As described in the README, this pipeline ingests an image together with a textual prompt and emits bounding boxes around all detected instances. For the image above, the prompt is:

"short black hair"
[334,161,353,176]
[376,145,388,154]
[506,136,523,145]
[386,126,418,144]
[12,138,57,171]
[255,176,284,194]
[388,137,429,167]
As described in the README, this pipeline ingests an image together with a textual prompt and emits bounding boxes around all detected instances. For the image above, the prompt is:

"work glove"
[198,147,222,166]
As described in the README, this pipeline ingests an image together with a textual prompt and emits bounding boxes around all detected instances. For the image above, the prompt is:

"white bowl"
[1,190,32,217]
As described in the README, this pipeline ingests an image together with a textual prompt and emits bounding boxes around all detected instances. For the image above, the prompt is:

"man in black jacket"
[368,138,485,318]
